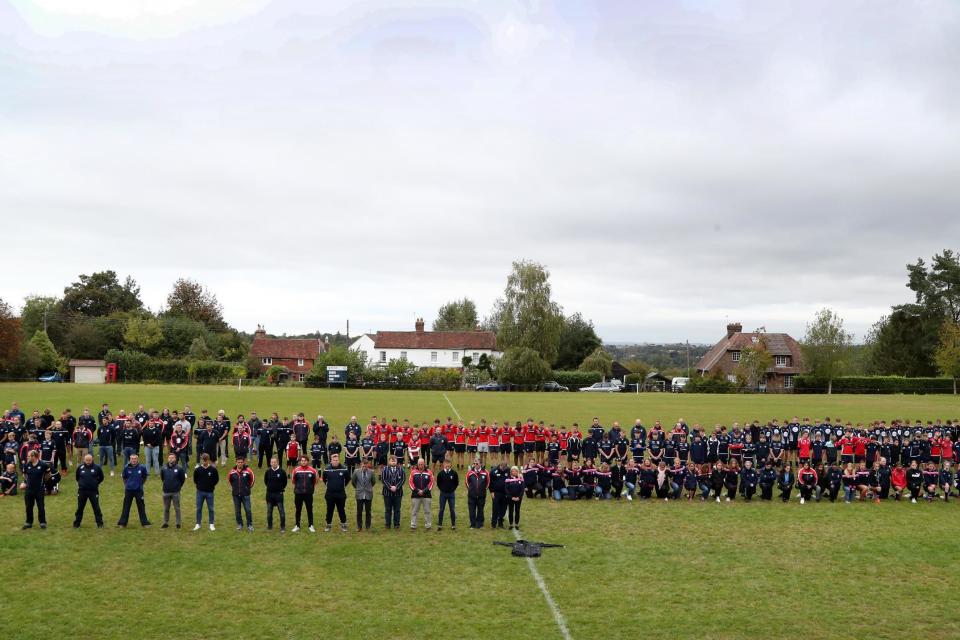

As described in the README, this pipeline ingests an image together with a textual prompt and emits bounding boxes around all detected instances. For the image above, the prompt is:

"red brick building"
[696,322,804,392]
[250,325,326,382]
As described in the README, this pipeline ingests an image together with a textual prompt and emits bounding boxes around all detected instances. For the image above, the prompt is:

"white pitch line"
[442,393,462,420]
[513,527,573,640]
[442,392,570,639]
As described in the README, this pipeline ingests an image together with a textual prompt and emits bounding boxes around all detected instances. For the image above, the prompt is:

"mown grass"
[2,383,960,639]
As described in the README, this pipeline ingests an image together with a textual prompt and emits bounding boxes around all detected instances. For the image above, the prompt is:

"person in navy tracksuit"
[74,453,104,528]
[117,454,150,528]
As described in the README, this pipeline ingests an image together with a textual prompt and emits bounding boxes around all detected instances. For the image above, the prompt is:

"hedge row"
[550,370,603,389]
[685,376,737,393]
[105,350,244,384]
[305,367,463,391]
[795,376,957,395]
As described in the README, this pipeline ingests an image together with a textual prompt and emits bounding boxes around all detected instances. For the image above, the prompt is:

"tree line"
[0,272,247,380]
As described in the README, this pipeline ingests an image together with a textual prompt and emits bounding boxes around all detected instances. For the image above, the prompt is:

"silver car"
[579,381,622,393]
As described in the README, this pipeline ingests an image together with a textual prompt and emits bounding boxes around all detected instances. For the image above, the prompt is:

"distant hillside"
[604,343,711,371]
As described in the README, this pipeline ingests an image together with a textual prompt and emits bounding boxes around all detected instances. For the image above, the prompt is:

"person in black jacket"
[759,461,776,500]
[380,455,405,530]
[159,453,186,529]
[322,453,350,532]
[229,457,256,531]
[264,456,288,532]
[21,450,49,529]
[73,453,104,528]
[504,466,525,530]
[465,459,489,528]
[436,458,459,530]
[489,462,509,529]
[192,453,219,531]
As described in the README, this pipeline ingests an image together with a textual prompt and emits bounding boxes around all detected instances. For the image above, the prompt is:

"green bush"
[552,370,603,389]
[794,376,955,394]
[685,375,737,393]
[105,349,241,384]
[411,368,462,390]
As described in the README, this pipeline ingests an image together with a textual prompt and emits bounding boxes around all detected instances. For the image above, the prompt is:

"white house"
[350,318,500,369]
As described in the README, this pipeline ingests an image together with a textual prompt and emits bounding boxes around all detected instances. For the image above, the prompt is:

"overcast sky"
[2,1,958,344]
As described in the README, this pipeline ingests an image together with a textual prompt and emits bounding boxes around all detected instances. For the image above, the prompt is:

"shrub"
[794,376,955,394]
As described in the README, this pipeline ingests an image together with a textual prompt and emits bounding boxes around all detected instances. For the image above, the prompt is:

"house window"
[400,351,407,360]
[297,358,304,367]
[473,352,479,360]
[431,352,438,363]
[298,373,305,382]
[379,351,387,363]
[452,351,459,362]
[731,351,741,363]
[775,355,789,367]
[784,375,794,389]
[261,357,272,366]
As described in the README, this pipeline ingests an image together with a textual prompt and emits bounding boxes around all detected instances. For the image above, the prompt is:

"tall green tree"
[802,308,853,394]
[29,329,62,372]
[553,312,601,369]
[0,298,21,372]
[869,308,941,376]
[578,346,613,378]
[20,295,67,349]
[496,347,552,386]
[433,298,479,331]
[907,249,960,323]
[490,260,564,363]
[734,329,773,391]
[61,271,142,317]
[165,278,228,331]
[934,320,960,395]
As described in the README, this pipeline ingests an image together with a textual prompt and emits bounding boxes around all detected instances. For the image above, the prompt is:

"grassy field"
[3,383,960,640]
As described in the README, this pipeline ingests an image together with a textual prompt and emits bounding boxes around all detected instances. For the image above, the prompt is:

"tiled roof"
[696,330,803,373]
[250,336,325,360]
[373,330,497,350]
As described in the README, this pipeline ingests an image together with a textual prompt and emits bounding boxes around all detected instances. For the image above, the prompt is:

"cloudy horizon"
[2,1,958,344]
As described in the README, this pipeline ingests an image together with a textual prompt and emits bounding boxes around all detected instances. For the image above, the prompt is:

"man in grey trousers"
[351,458,376,531]
[159,453,186,529]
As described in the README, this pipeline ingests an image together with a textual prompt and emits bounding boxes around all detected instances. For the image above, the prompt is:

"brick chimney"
[415,318,425,333]
[726,322,742,338]
[254,324,266,337]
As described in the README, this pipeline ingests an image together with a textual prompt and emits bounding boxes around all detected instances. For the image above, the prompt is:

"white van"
[671,377,690,392]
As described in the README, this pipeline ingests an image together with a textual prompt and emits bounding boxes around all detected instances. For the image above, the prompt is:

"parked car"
[476,381,509,392]
[671,377,690,392]
[541,381,569,392]
[38,372,63,383]
[579,381,622,393]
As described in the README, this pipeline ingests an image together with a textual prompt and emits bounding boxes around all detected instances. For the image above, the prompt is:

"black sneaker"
[39,523,47,529]
[97,523,104,528]
[161,523,169,529]
[22,524,32,530]
[73,523,80,528]
[176,524,181,529]
[437,525,442,531]
[451,525,456,531]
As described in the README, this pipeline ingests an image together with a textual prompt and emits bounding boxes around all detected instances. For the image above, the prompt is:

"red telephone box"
[106,363,118,383]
